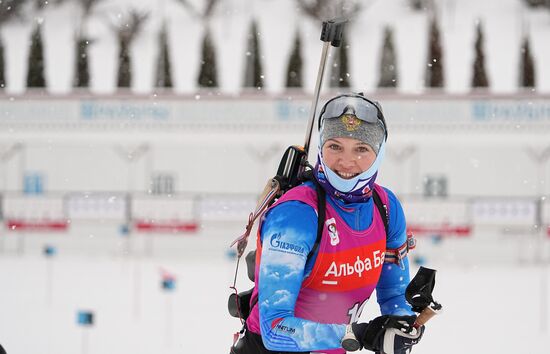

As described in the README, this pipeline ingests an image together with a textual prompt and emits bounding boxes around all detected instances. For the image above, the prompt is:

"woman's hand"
[342,315,424,353]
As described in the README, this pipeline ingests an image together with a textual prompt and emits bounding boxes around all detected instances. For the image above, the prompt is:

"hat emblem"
[341,114,362,131]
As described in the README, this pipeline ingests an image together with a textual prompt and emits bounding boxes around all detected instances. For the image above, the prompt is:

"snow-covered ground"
[0,238,549,354]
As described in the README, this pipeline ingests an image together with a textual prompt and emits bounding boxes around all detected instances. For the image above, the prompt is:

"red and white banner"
[6,219,69,232]
[407,224,472,237]
[134,220,199,233]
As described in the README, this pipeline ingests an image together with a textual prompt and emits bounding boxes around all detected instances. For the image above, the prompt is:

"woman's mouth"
[337,171,359,179]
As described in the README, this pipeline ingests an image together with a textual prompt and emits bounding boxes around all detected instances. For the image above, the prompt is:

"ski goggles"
[318,94,388,139]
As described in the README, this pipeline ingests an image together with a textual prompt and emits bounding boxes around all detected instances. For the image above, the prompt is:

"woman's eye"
[329,144,341,151]
[356,146,369,153]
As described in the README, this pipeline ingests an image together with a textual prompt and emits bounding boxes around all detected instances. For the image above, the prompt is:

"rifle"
[228,18,347,323]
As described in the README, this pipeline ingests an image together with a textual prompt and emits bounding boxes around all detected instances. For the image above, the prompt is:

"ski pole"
[407,266,443,329]
[413,299,442,329]
[342,267,443,351]
[229,18,348,256]
[303,17,347,159]
[228,19,348,326]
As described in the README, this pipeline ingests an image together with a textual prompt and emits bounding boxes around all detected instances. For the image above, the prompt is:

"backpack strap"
[372,188,389,235]
[307,177,326,264]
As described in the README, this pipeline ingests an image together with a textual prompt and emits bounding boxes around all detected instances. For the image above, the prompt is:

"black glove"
[349,315,423,353]
[379,325,424,354]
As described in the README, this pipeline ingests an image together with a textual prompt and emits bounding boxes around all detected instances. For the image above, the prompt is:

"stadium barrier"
[0,192,546,237]
[2,192,549,264]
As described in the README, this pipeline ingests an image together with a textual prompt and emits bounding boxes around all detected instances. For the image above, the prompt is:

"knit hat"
[320,113,386,155]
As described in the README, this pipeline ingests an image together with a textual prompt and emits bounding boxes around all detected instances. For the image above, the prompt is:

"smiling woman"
[321,137,377,179]
[231,93,423,354]
[315,95,387,203]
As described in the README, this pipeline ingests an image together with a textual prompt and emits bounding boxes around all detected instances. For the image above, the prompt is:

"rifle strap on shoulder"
[308,178,326,263]
[229,178,282,258]
[372,188,389,234]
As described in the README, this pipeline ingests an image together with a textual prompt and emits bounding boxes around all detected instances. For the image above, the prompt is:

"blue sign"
[43,245,57,257]
[162,278,176,291]
[472,100,550,122]
[81,101,170,121]
[275,100,308,122]
[23,173,44,195]
[119,224,130,236]
[77,310,94,326]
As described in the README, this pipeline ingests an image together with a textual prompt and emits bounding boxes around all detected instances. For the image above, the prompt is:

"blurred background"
[0,0,549,353]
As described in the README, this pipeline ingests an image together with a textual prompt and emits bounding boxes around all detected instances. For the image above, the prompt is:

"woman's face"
[321,137,377,179]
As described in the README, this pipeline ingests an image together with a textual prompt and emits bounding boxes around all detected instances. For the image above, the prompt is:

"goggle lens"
[318,95,388,140]
[321,96,380,124]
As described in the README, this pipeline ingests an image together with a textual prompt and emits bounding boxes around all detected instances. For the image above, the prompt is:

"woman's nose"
[338,153,357,168]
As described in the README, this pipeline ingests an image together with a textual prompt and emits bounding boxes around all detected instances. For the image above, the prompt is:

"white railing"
[2,191,549,266]
[1,192,548,237]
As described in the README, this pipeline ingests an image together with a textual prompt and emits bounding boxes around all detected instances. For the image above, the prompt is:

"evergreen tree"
[156,24,173,88]
[73,0,106,89]
[425,17,444,88]
[378,26,398,88]
[519,36,535,88]
[243,20,264,89]
[26,23,46,88]
[74,38,90,88]
[329,31,350,88]
[0,38,5,89]
[471,21,489,88]
[197,27,218,88]
[524,0,546,7]
[409,0,436,11]
[285,30,303,88]
[117,35,131,88]
[0,0,27,24]
[114,10,149,89]
[410,0,425,10]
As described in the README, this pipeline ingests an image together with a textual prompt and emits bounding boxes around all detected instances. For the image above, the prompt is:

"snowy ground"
[0,227,549,354]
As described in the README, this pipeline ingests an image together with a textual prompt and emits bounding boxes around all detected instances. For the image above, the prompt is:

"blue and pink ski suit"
[245,181,414,353]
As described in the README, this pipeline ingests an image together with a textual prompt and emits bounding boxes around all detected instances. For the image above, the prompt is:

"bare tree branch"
[174,0,220,20]
[296,0,322,20]
[0,0,29,25]
[110,9,150,43]
[174,0,201,18]
[34,0,68,10]
[203,0,219,19]
[296,0,363,21]
[78,0,105,18]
